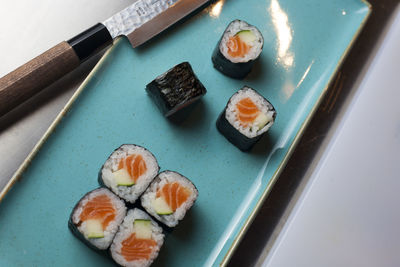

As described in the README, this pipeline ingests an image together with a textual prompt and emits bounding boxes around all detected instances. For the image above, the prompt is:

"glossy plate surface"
[0,0,370,266]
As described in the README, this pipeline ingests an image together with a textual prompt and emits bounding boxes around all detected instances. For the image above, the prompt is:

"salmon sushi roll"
[110,209,164,267]
[140,171,198,228]
[69,188,127,250]
[99,145,159,204]
[216,86,276,151]
[212,20,264,79]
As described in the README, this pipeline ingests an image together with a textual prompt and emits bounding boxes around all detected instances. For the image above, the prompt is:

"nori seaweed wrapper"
[146,62,207,117]
[216,109,262,151]
[212,45,255,79]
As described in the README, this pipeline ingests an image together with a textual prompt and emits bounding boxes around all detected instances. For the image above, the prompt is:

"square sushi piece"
[146,62,207,117]
[212,20,264,79]
[140,171,198,227]
[69,188,127,251]
[216,86,276,151]
[99,144,160,204]
[110,209,165,267]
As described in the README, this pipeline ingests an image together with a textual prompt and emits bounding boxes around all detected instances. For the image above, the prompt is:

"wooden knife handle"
[0,41,80,116]
[0,23,113,117]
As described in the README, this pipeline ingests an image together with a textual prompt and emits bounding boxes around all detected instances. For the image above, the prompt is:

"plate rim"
[0,1,372,265]
[220,0,372,265]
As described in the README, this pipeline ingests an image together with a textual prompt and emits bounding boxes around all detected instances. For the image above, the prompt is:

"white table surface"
[261,6,400,267]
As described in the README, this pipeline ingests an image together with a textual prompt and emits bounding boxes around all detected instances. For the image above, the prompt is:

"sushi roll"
[212,20,264,79]
[110,209,164,267]
[69,188,127,250]
[216,86,276,151]
[140,171,198,227]
[146,62,207,117]
[99,145,159,204]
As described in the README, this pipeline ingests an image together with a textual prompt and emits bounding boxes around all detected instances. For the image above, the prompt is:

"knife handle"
[0,23,112,117]
[0,42,79,116]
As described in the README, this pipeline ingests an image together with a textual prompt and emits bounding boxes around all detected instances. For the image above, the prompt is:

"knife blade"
[0,0,210,117]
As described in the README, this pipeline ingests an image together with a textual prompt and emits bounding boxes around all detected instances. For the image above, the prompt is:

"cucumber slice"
[236,30,257,44]
[85,219,104,239]
[113,168,134,186]
[133,219,152,239]
[152,197,173,215]
[254,112,272,130]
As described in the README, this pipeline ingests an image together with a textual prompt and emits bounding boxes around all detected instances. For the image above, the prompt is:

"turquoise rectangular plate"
[0,0,370,266]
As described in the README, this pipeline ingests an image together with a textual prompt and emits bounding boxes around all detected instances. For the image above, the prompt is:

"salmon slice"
[236,97,260,126]
[121,233,157,261]
[118,154,147,183]
[80,195,116,229]
[156,182,191,211]
[227,35,251,58]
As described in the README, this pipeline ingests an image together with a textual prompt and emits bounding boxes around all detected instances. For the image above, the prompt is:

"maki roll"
[141,171,198,227]
[99,145,159,204]
[216,86,276,151]
[146,62,207,117]
[110,209,164,267]
[212,20,264,79]
[69,188,127,250]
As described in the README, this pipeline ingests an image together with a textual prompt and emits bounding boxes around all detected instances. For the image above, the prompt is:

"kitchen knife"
[0,0,210,117]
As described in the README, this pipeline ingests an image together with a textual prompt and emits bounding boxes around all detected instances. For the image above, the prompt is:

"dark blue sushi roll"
[212,20,264,79]
[216,86,276,151]
[146,62,207,117]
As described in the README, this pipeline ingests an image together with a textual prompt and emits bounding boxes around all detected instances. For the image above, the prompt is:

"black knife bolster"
[67,23,113,62]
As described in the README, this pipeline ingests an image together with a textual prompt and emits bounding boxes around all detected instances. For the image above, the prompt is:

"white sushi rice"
[110,209,164,267]
[101,145,159,203]
[219,20,264,63]
[71,188,127,250]
[225,86,276,138]
[141,171,198,227]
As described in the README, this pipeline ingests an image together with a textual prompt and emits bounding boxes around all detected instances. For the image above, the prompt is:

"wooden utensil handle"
[0,23,113,117]
[0,42,80,116]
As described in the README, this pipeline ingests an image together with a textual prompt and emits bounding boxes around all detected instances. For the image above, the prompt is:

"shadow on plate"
[167,100,209,129]
[152,208,201,267]
[244,56,269,83]
[250,133,274,156]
